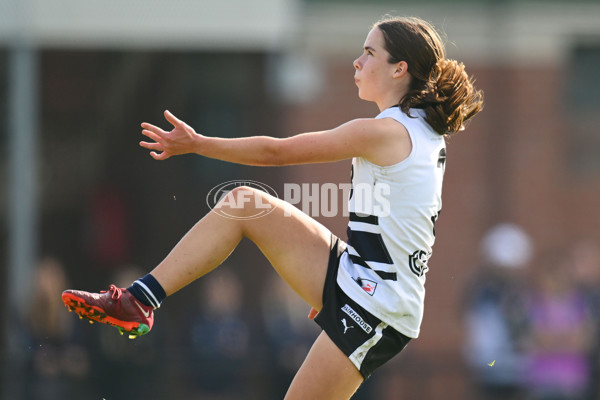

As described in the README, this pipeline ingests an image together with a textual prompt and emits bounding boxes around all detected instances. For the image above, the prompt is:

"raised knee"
[214,186,274,219]
[227,186,259,206]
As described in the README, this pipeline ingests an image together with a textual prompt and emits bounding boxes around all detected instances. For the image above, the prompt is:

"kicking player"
[63,16,483,399]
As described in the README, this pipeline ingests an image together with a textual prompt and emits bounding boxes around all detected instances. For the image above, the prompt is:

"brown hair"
[375,16,483,136]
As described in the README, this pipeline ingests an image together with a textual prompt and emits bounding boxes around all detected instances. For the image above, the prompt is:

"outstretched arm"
[140,110,411,166]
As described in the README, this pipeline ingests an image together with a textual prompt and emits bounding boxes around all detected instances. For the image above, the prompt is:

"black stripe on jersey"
[347,227,393,264]
[349,254,398,281]
[349,212,378,225]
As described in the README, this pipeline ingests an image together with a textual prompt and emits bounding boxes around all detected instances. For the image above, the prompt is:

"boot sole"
[62,292,150,339]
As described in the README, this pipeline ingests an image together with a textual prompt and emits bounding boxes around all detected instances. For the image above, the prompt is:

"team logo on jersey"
[357,278,377,296]
[341,304,372,334]
[408,249,431,277]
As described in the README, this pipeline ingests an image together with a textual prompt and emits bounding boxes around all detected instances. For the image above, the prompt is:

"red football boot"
[62,285,153,339]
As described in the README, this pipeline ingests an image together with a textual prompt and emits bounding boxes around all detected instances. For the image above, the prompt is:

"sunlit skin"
[133,26,416,400]
[353,27,410,111]
[139,30,412,167]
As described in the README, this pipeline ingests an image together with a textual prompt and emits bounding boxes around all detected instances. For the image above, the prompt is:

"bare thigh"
[151,186,333,310]
[234,186,333,309]
[286,331,364,400]
[151,187,362,397]
[230,188,364,397]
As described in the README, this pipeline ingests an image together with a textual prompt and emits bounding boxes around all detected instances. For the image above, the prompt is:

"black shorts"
[314,235,411,379]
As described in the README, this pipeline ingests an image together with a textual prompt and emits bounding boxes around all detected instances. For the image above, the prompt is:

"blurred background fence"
[1,0,600,399]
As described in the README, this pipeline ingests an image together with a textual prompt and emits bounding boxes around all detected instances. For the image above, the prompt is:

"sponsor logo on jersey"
[341,318,354,334]
[358,278,377,296]
[341,304,372,334]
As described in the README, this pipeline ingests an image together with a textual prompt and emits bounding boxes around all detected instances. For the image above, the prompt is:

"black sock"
[127,274,166,309]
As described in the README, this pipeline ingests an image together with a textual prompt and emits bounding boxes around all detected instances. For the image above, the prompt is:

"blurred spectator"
[182,267,251,400]
[571,239,600,399]
[85,183,131,269]
[260,273,321,399]
[23,256,91,399]
[524,249,594,400]
[462,223,533,400]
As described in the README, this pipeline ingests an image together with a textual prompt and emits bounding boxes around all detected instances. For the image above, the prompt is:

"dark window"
[567,42,600,176]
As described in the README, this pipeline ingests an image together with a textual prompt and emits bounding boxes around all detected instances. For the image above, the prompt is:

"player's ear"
[393,61,408,78]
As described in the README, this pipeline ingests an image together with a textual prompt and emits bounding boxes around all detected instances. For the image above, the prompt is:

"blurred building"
[1,0,600,399]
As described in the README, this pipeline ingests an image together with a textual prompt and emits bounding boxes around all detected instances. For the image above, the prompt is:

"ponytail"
[400,58,484,136]
[375,16,483,136]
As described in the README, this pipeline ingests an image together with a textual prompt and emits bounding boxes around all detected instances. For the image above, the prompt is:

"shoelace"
[101,284,123,300]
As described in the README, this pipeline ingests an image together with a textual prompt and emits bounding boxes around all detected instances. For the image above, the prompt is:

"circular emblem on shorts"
[206,180,278,220]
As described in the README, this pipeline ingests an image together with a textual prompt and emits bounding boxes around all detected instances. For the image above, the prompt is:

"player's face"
[353,28,398,105]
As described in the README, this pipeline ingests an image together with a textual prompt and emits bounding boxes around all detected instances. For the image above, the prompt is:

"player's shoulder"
[347,116,408,139]
[343,116,411,165]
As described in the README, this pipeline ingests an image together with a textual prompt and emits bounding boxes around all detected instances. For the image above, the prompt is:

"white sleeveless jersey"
[337,106,446,338]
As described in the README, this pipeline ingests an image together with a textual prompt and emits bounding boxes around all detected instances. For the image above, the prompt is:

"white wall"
[300,2,600,66]
[1,0,598,65]
[0,0,300,50]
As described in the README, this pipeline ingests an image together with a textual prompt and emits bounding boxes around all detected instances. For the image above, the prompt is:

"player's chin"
[357,90,371,102]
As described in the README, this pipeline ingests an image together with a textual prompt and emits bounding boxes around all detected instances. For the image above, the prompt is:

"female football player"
[63,16,483,399]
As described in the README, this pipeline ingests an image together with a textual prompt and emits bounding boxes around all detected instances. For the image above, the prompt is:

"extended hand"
[140,110,201,160]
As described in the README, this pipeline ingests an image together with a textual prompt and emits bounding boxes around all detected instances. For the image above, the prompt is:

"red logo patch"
[360,279,377,296]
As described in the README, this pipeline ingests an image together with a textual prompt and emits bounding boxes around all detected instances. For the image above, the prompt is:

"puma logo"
[134,301,151,318]
[341,318,354,334]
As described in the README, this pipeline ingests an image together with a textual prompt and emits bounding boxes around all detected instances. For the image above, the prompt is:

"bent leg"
[286,332,364,400]
[150,186,332,310]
